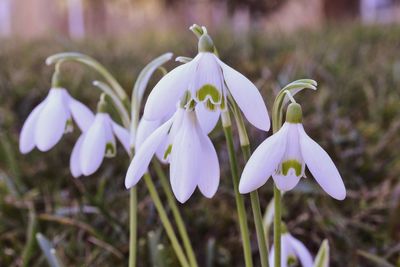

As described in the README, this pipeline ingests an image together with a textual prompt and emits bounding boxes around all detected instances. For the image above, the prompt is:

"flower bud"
[285,103,302,123]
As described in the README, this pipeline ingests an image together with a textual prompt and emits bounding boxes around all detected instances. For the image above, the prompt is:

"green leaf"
[313,240,329,267]
[36,233,64,267]
[357,250,395,267]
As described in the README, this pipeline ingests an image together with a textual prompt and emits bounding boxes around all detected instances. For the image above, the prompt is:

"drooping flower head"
[70,100,130,177]
[269,232,314,267]
[19,87,93,153]
[125,105,220,203]
[239,102,346,200]
[143,26,270,132]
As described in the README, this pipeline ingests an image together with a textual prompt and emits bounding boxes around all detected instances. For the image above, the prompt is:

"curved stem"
[153,160,198,267]
[129,187,138,267]
[93,81,130,129]
[222,115,253,267]
[143,173,190,267]
[46,52,129,105]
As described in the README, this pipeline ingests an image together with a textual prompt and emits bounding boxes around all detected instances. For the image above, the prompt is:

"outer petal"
[70,134,84,178]
[68,96,95,132]
[34,89,69,152]
[298,125,346,200]
[196,125,219,198]
[287,234,314,267]
[239,124,289,194]
[272,171,301,191]
[19,101,45,153]
[218,58,270,131]
[195,103,220,133]
[112,122,130,154]
[125,119,173,188]
[80,114,107,176]
[169,112,200,203]
[143,63,193,121]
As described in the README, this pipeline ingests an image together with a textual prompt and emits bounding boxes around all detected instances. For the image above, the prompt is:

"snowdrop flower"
[143,32,270,131]
[19,88,93,153]
[70,111,130,177]
[269,232,313,267]
[125,106,220,203]
[239,102,346,200]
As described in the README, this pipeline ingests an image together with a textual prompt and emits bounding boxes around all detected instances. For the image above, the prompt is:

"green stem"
[273,186,281,267]
[143,173,190,267]
[153,161,198,267]
[129,187,138,267]
[223,125,254,267]
[242,146,269,267]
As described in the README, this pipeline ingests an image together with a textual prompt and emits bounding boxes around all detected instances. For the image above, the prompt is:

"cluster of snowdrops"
[19,25,345,267]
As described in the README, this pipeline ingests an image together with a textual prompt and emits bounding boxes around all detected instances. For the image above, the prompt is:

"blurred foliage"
[0,24,400,266]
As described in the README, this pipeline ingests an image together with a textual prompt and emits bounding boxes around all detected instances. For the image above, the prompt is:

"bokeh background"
[1,0,400,266]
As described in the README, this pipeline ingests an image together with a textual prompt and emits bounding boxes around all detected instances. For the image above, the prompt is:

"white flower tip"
[175,194,190,204]
[81,163,97,176]
[238,181,252,194]
[332,189,346,201]
[19,144,32,154]
[36,142,54,152]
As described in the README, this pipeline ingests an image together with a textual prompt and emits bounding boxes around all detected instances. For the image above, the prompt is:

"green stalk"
[242,146,269,267]
[153,160,198,267]
[273,186,281,267]
[231,97,269,267]
[222,122,254,267]
[143,173,190,267]
[129,187,138,267]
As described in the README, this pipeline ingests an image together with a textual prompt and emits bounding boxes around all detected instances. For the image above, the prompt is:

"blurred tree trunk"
[323,0,360,19]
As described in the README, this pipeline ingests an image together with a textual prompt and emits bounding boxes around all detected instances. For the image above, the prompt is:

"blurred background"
[1,0,400,266]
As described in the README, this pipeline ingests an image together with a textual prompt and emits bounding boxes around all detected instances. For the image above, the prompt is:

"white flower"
[239,103,346,200]
[19,88,93,153]
[269,233,314,267]
[143,51,270,131]
[70,112,130,177]
[125,107,220,203]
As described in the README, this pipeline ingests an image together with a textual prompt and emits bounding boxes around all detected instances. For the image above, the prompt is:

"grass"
[0,23,400,266]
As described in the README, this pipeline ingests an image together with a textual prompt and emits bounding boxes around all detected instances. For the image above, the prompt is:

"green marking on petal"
[287,255,297,266]
[163,144,172,160]
[105,142,116,158]
[196,84,221,104]
[65,118,74,133]
[282,159,302,176]
[205,100,216,111]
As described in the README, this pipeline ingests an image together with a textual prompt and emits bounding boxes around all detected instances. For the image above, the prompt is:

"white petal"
[34,89,69,152]
[287,234,313,267]
[298,124,346,200]
[272,171,301,191]
[125,119,173,188]
[239,124,289,194]
[218,58,270,131]
[135,119,162,151]
[143,63,193,121]
[112,122,130,154]
[19,101,45,154]
[68,96,94,132]
[169,111,200,203]
[70,135,84,178]
[196,123,219,198]
[80,114,107,176]
[192,53,224,103]
[195,103,220,133]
